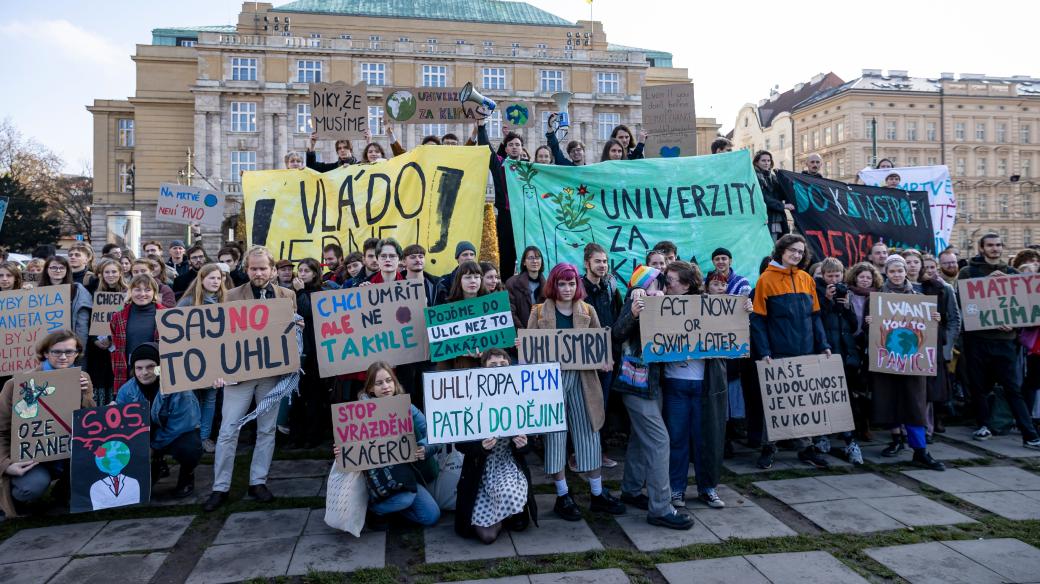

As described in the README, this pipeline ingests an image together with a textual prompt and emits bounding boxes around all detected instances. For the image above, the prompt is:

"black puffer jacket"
[815,277,860,367]
[757,169,789,236]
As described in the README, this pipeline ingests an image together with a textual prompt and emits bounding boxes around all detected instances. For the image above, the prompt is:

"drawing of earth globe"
[506,104,529,126]
[884,328,918,357]
[386,90,417,121]
[204,193,219,207]
[94,440,131,476]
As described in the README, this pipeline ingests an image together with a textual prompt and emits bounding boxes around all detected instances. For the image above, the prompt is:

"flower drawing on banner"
[512,161,539,186]
[546,184,595,229]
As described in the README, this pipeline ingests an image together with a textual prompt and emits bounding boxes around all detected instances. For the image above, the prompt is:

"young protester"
[118,253,134,285]
[177,264,229,453]
[711,138,734,154]
[865,255,946,470]
[581,243,623,468]
[68,243,98,291]
[0,331,95,518]
[900,248,924,290]
[869,241,889,271]
[86,258,126,405]
[750,234,833,470]
[284,152,305,169]
[876,158,895,169]
[544,125,583,166]
[165,240,189,279]
[705,248,751,296]
[172,245,209,298]
[40,256,92,363]
[645,249,667,272]
[938,249,961,285]
[653,241,679,265]
[361,138,388,163]
[306,135,357,171]
[115,342,202,498]
[403,244,440,306]
[322,243,347,286]
[131,258,176,307]
[504,245,546,329]
[24,258,45,287]
[480,261,504,293]
[533,145,554,165]
[601,139,626,162]
[437,261,490,371]
[845,262,882,441]
[0,261,22,292]
[885,172,902,188]
[454,349,538,543]
[610,124,647,160]
[346,238,381,288]
[218,245,249,287]
[290,258,329,449]
[478,116,522,277]
[101,243,123,259]
[204,246,299,511]
[528,263,625,520]
[275,260,295,289]
[920,254,961,439]
[343,251,365,283]
[109,274,165,391]
[366,239,405,284]
[753,150,792,240]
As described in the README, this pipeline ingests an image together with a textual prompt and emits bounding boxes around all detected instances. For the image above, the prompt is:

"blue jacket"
[750,262,830,359]
[116,379,200,449]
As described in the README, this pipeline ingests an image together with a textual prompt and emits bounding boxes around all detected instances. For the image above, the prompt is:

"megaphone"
[550,91,573,137]
[460,82,496,118]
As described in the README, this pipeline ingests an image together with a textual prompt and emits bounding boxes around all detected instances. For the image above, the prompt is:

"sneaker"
[671,491,686,508]
[881,439,905,457]
[601,456,618,468]
[1024,438,1040,449]
[798,447,830,469]
[202,439,216,454]
[757,445,776,470]
[912,450,946,471]
[648,511,695,530]
[554,494,582,521]
[845,442,864,465]
[620,492,649,511]
[698,488,726,509]
[202,491,229,512]
[277,425,291,435]
[247,484,275,503]
[973,426,993,441]
[815,436,831,454]
[589,490,626,515]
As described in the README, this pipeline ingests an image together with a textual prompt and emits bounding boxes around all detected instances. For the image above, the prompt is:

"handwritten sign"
[517,328,611,370]
[423,363,565,444]
[0,286,71,374]
[757,355,854,441]
[313,280,429,377]
[641,83,696,135]
[424,291,515,362]
[383,87,479,124]
[868,292,938,376]
[858,165,956,253]
[332,394,417,472]
[156,183,224,228]
[958,273,1040,331]
[11,367,81,462]
[71,402,150,513]
[310,81,368,140]
[157,299,300,393]
[89,291,126,336]
[639,295,750,362]
[645,131,699,159]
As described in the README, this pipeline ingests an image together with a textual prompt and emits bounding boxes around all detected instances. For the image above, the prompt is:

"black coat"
[453,439,538,540]
[815,277,860,367]
[757,169,789,237]
[305,150,356,173]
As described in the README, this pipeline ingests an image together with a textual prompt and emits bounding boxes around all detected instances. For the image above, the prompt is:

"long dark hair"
[753,149,774,172]
[447,260,487,302]
[610,124,635,154]
[601,139,624,162]
[297,258,323,291]
[520,245,544,276]
[771,233,811,269]
[363,142,386,161]
[41,256,72,286]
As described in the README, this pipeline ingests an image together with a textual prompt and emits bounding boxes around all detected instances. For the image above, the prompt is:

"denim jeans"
[661,377,727,495]
[370,484,441,526]
[727,379,745,419]
[195,387,217,441]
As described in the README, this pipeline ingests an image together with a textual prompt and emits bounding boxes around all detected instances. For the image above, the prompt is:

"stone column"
[263,113,275,170]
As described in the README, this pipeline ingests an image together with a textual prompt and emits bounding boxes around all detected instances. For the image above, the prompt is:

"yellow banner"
[243,145,490,276]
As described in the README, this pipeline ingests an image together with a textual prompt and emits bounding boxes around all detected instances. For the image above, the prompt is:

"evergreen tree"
[0,174,61,252]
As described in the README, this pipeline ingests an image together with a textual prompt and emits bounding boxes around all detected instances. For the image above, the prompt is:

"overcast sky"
[2,0,1036,173]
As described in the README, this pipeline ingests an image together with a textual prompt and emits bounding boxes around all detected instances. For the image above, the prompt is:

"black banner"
[777,171,934,265]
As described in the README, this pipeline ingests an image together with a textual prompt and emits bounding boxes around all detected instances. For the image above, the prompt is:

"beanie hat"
[455,241,476,259]
[629,265,661,290]
[883,254,908,272]
[711,247,732,260]
[129,342,160,370]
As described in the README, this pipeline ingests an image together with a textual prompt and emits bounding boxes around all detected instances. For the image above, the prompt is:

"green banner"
[424,291,516,362]
[504,151,774,287]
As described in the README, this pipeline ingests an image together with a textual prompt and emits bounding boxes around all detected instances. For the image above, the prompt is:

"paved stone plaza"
[2,430,1040,583]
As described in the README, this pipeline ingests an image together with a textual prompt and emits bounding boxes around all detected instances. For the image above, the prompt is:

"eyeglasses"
[190,255,205,261]
[48,266,66,272]
[48,349,79,358]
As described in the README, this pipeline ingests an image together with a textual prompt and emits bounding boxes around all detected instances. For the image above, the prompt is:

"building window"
[823,127,832,146]
[764,138,771,151]
[825,160,833,176]
[482,67,505,90]
[421,123,448,138]
[999,197,1009,217]
[368,106,384,135]
[230,150,256,178]
[1023,124,1032,144]
[955,122,965,141]
[836,123,844,143]
[296,103,311,133]
[1023,158,1032,178]
[422,64,447,87]
[779,133,786,149]
[906,121,917,141]
[231,57,257,81]
[1025,227,1033,247]
[178,39,197,47]
[886,120,897,140]
[975,122,986,141]
[801,134,807,153]
[486,110,503,140]
[230,102,257,132]
[866,122,874,140]
[540,70,563,93]
[597,112,621,140]
[977,193,987,215]
[296,60,322,83]
[837,157,846,177]
[596,72,620,94]
[927,156,938,165]
[927,122,937,141]
[811,130,819,149]
[998,158,1008,176]
[117,119,134,147]
[361,63,385,86]
[1024,195,1034,217]
[956,157,966,175]
[997,123,1007,143]
[117,162,131,193]
[976,157,987,177]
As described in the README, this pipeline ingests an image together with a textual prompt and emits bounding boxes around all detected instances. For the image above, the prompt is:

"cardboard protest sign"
[644,132,698,159]
[313,280,429,377]
[10,367,81,462]
[777,170,934,264]
[858,165,956,253]
[641,83,696,135]
[517,328,611,370]
[157,299,300,393]
[423,363,565,444]
[639,295,750,362]
[156,183,225,228]
[71,402,150,513]
[89,291,126,336]
[502,102,532,127]
[331,394,417,472]
[310,81,368,139]
[243,146,489,275]
[424,291,515,362]
[958,273,1040,331]
[383,87,480,124]
[0,285,71,375]
[505,151,774,290]
[868,293,939,376]
[757,355,854,442]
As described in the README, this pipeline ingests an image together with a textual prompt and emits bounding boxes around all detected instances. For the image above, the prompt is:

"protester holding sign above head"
[0,331,95,519]
[478,114,523,277]
[505,245,546,329]
[803,153,824,177]
[306,134,357,172]
[957,233,1040,449]
[204,246,298,512]
[40,256,92,364]
[611,125,647,160]
[528,263,625,521]
[115,342,202,498]
[751,234,833,470]
[752,151,792,241]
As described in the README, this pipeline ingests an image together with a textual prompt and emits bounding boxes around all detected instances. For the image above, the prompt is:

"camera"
[833,282,848,299]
